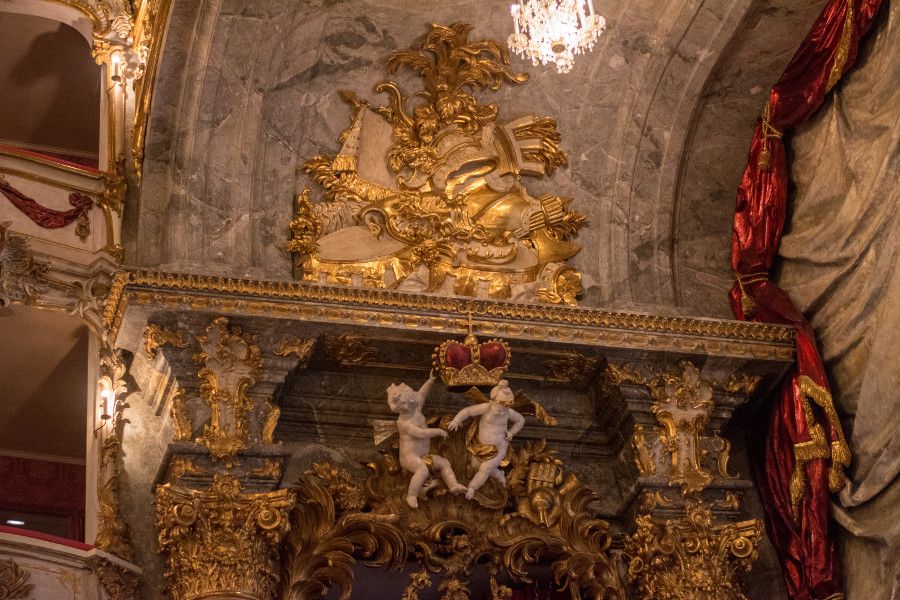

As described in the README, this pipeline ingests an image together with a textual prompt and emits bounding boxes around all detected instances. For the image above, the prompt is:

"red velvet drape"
[0,178,92,229]
[729,1,883,598]
[0,455,86,542]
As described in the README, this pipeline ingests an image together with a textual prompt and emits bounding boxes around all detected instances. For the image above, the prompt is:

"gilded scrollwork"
[169,388,192,442]
[91,557,139,600]
[323,333,377,366]
[624,503,761,600]
[0,558,33,600]
[155,475,294,600]
[272,335,316,363]
[293,23,587,303]
[192,317,263,466]
[648,362,715,495]
[143,323,190,360]
[283,436,626,600]
[540,351,599,383]
[0,222,49,306]
[630,424,657,476]
[94,348,135,563]
[721,372,762,396]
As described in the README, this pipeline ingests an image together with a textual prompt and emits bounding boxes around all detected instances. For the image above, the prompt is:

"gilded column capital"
[155,475,294,600]
[623,503,761,600]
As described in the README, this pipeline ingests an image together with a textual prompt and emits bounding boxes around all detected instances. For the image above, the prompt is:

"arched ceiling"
[131,0,826,318]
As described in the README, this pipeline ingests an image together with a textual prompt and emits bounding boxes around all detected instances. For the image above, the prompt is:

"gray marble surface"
[131,0,824,320]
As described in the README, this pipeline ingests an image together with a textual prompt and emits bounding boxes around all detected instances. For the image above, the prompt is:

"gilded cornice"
[105,270,795,361]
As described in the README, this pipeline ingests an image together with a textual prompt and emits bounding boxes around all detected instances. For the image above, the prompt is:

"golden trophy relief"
[289,23,587,304]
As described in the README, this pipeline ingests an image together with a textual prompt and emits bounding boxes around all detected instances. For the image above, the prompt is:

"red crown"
[433,334,511,389]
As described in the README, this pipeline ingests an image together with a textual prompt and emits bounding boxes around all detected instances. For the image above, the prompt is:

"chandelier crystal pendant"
[508,0,606,74]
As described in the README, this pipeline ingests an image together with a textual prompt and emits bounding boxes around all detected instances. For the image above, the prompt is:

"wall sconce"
[94,386,113,435]
[110,51,123,83]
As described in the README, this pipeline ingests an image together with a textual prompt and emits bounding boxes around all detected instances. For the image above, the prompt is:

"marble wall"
[130,0,825,318]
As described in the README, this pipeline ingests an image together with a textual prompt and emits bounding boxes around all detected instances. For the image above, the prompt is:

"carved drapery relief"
[0,558,32,600]
[283,438,626,600]
[155,475,294,600]
[623,503,761,600]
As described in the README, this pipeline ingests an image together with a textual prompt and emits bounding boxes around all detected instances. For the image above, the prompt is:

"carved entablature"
[284,437,627,600]
[289,23,586,305]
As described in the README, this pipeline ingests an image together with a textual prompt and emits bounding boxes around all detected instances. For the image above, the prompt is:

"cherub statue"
[447,380,526,499]
[385,371,467,508]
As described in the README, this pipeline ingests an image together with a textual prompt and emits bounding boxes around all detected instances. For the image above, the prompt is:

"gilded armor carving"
[624,503,761,600]
[155,475,294,600]
[283,438,625,600]
[291,23,587,304]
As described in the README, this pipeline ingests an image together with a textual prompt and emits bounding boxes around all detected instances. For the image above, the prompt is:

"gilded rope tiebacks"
[757,102,783,171]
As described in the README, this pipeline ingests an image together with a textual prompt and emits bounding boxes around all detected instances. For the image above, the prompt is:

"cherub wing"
[512,390,558,426]
[371,419,398,445]
[464,387,491,404]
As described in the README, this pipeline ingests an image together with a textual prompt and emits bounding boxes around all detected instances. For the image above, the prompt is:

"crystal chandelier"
[508,0,606,74]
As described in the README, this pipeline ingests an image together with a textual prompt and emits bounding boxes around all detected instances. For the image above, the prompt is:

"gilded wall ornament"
[0,558,32,600]
[155,475,294,600]
[623,503,761,600]
[271,335,316,363]
[540,351,600,383]
[94,348,135,563]
[91,557,139,600]
[282,437,626,600]
[169,388,193,442]
[143,323,190,360]
[0,222,49,306]
[323,333,376,366]
[648,362,715,495]
[192,317,263,466]
[291,23,587,304]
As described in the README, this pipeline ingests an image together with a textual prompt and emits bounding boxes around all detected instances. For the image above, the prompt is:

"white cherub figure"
[447,380,526,499]
[387,372,467,508]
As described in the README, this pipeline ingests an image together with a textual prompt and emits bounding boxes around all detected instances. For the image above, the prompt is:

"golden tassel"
[758,144,771,171]
[734,271,759,317]
[757,102,783,172]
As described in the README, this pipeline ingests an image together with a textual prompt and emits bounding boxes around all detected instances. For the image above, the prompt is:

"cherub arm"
[505,409,525,441]
[398,420,447,440]
[416,370,437,405]
[447,403,490,430]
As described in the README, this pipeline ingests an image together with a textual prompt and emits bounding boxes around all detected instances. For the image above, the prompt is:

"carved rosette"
[623,503,761,600]
[155,475,294,600]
